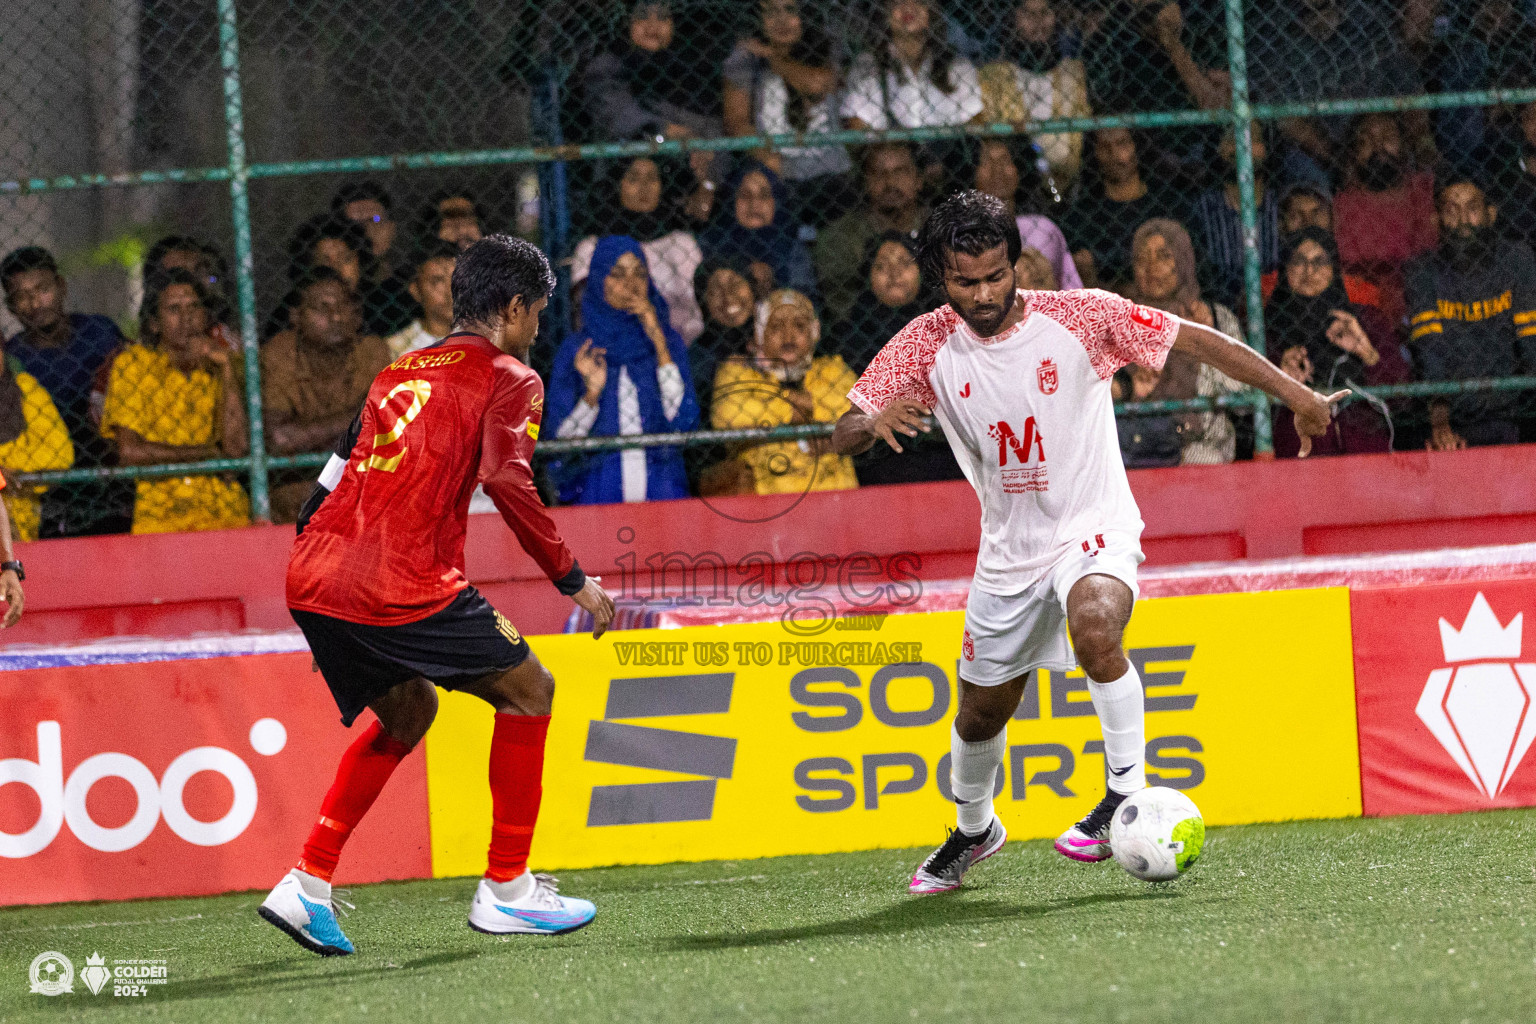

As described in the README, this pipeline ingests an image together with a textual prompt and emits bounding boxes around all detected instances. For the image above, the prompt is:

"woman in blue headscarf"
[547,236,701,504]
[699,160,819,301]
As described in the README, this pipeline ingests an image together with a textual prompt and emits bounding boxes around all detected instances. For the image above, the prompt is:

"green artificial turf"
[3,810,1535,1023]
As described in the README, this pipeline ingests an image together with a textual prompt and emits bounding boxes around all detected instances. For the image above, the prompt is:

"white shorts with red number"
[958,531,1143,687]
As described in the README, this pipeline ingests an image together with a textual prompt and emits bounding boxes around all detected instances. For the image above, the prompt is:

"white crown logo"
[1438,592,1522,663]
[1418,592,1536,799]
[80,952,111,996]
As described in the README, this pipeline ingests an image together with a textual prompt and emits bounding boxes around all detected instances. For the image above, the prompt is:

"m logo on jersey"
[1037,358,1058,395]
[988,418,1045,467]
[988,419,1049,493]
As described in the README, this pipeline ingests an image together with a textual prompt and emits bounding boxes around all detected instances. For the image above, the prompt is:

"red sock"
[485,713,550,882]
[297,719,413,882]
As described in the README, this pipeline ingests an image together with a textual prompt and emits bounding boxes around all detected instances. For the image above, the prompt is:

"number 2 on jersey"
[359,379,432,473]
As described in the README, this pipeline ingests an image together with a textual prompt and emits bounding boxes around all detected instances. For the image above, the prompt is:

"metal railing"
[7,0,1536,516]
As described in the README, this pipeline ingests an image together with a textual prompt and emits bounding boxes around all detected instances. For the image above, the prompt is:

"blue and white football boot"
[467,872,596,936]
[258,870,355,956]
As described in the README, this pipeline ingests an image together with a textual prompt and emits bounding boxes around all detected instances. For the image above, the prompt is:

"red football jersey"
[286,333,578,626]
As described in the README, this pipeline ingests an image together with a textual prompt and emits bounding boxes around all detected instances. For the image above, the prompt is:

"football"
[1110,787,1205,882]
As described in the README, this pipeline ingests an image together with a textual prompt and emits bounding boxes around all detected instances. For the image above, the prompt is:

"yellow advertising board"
[424,587,1360,877]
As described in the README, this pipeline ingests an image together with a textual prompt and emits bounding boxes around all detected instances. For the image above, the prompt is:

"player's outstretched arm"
[1170,318,1348,458]
[831,401,932,456]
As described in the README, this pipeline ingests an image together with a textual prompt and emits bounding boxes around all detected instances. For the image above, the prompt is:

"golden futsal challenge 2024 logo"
[28,950,167,998]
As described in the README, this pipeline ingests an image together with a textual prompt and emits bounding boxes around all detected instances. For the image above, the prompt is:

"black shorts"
[291,587,531,727]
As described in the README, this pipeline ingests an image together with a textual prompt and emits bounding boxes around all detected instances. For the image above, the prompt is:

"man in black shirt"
[1061,129,1190,290]
[1405,175,1536,449]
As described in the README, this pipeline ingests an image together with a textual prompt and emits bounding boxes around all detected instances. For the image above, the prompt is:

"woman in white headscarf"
[708,289,858,495]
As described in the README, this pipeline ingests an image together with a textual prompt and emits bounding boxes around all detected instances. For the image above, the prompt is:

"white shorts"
[959,532,1143,686]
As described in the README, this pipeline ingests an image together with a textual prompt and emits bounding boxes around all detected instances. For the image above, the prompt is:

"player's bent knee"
[532,664,556,709]
[954,710,1009,744]
[954,682,1018,742]
[482,657,554,716]
[376,678,438,747]
[1074,631,1128,682]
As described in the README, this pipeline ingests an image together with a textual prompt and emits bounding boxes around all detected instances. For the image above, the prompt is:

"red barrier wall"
[9,445,1536,647]
[0,654,430,904]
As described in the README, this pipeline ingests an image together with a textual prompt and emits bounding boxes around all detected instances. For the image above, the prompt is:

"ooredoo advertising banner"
[428,587,1362,877]
[0,653,431,906]
[1352,578,1536,817]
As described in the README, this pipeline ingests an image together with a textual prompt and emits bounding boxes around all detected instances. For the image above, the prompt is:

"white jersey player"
[831,190,1345,894]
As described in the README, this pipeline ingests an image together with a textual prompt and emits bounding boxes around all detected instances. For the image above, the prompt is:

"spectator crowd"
[6,0,1536,535]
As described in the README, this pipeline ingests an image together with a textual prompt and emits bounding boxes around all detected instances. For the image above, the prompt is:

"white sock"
[486,870,533,903]
[950,723,1007,836]
[1088,664,1146,795]
[292,868,331,902]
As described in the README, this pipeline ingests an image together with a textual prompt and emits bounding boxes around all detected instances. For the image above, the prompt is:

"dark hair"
[1,246,59,290]
[143,235,230,324]
[422,188,485,233]
[859,228,920,282]
[286,214,372,282]
[1080,128,1144,193]
[294,264,352,300]
[1348,111,1401,148]
[693,253,756,309]
[750,1,832,131]
[410,238,463,278]
[1280,182,1331,213]
[144,234,205,270]
[451,234,556,324]
[916,190,1022,284]
[955,135,1049,214]
[331,180,393,214]
[140,268,209,343]
[861,140,917,174]
[588,155,682,238]
[1434,168,1491,203]
[872,0,956,95]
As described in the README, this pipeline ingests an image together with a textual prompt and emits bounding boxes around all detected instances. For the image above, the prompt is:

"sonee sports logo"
[1416,593,1536,798]
[583,674,737,826]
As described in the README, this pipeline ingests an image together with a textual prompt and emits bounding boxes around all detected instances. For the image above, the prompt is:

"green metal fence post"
[216,0,270,521]
[1222,0,1275,456]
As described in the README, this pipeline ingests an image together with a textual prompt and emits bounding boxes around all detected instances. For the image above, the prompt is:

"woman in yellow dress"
[100,269,251,533]
[0,355,75,541]
[709,289,858,495]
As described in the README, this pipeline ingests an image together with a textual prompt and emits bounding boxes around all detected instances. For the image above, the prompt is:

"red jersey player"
[259,236,616,956]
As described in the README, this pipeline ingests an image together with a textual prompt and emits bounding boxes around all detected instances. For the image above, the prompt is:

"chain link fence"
[3,0,1536,533]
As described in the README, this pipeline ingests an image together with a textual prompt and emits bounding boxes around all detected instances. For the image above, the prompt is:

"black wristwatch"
[2,560,23,580]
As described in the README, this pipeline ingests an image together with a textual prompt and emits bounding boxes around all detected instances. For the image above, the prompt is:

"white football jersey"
[848,289,1180,595]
